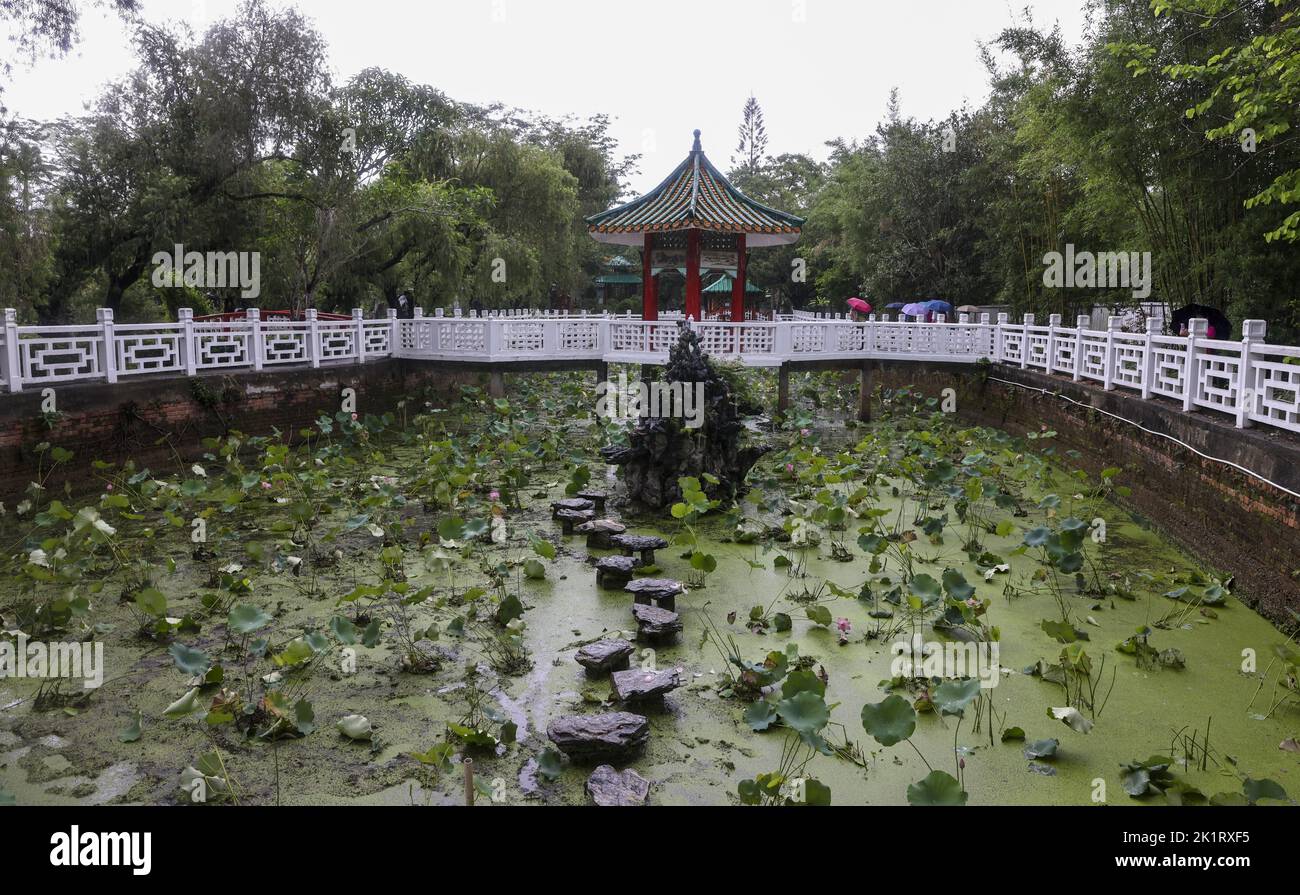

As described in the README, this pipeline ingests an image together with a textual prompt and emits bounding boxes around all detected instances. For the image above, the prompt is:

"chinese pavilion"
[586,130,804,322]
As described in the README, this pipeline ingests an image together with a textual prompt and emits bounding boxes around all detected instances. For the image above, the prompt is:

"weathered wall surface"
[0,360,490,498]
[872,360,1300,626]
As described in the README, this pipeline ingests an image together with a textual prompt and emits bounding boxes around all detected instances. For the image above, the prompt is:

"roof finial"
[692,129,702,152]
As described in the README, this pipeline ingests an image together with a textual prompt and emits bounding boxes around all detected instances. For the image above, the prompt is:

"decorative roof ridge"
[585,130,806,234]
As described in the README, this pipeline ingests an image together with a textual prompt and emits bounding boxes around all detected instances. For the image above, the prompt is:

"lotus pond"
[0,370,1296,807]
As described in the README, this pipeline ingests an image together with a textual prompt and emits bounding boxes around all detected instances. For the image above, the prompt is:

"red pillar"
[730,233,747,323]
[685,228,702,321]
[642,232,657,321]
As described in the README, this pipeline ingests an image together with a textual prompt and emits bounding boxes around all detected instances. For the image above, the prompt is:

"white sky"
[3,0,1091,194]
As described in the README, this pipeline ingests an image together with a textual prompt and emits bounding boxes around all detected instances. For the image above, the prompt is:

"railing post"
[598,314,611,357]
[98,308,118,384]
[774,320,793,358]
[387,308,398,357]
[978,313,991,359]
[2,309,22,393]
[995,313,1008,363]
[543,319,560,356]
[177,308,197,376]
[247,308,263,371]
[1074,315,1088,382]
[486,317,501,360]
[1046,314,1061,374]
[1103,315,1121,391]
[1140,316,1160,399]
[1020,313,1034,369]
[306,308,321,369]
[353,308,366,364]
[1185,316,1201,411]
[1237,319,1266,428]
[1183,318,1207,411]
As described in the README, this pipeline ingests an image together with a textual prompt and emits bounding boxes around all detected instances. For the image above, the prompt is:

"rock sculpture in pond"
[601,324,768,509]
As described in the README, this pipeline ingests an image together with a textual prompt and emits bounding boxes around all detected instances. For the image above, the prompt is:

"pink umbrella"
[846,298,872,315]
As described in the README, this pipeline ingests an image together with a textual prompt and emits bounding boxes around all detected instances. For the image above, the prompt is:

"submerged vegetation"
[0,368,1296,806]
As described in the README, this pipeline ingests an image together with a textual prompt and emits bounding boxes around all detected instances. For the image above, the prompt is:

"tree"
[1151,0,1300,243]
[733,94,769,176]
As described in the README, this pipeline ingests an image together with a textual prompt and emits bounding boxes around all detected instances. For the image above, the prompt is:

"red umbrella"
[846,298,872,315]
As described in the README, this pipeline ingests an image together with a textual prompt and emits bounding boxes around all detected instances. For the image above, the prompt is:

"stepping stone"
[596,555,637,589]
[577,518,627,549]
[585,765,650,806]
[547,712,649,761]
[578,490,609,513]
[611,667,683,703]
[611,533,669,566]
[556,508,596,535]
[632,603,682,640]
[625,578,685,612]
[575,639,635,673]
[552,498,595,519]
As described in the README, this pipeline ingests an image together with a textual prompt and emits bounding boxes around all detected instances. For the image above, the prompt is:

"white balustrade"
[0,306,1290,433]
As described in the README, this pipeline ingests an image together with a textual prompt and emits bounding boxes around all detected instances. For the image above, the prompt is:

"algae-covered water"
[0,371,1295,806]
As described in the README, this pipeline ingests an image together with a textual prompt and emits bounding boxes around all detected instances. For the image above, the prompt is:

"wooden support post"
[857,361,872,423]
[642,233,658,322]
[489,371,506,399]
[731,234,747,324]
[777,364,790,420]
[685,228,702,322]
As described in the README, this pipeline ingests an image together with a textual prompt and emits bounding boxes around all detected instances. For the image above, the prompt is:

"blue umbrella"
[923,300,954,315]
[885,302,906,310]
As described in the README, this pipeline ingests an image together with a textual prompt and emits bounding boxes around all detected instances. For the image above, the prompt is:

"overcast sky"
[3,0,1092,194]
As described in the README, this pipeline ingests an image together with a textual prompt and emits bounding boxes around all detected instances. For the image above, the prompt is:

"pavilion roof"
[703,273,763,294]
[586,130,805,247]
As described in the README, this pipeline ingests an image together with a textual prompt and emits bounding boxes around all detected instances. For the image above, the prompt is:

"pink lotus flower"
[105,484,113,492]
[351,412,359,422]
[489,490,500,501]
[800,428,810,437]
[260,481,272,491]
[835,618,851,634]
[785,463,794,473]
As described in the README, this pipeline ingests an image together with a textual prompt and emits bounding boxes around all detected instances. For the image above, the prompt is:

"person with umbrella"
[902,301,931,322]
[846,297,872,321]
[1172,304,1232,340]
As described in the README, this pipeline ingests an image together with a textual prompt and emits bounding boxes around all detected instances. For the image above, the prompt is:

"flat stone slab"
[612,534,669,552]
[611,667,683,702]
[625,578,685,611]
[577,490,609,510]
[632,603,682,638]
[596,555,637,589]
[585,765,650,806]
[556,508,597,534]
[612,533,669,563]
[552,498,595,518]
[577,518,627,548]
[575,639,635,673]
[547,712,649,760]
